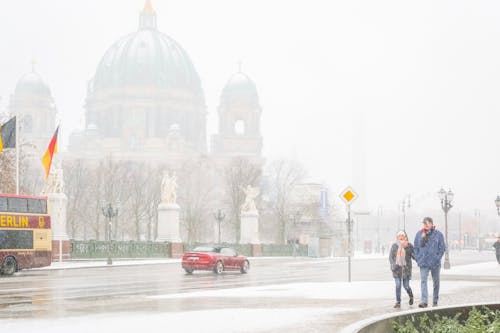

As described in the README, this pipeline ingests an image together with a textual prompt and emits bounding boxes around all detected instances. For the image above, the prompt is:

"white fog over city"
[0,1,499,332]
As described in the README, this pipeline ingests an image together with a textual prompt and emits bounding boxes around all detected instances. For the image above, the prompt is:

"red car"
[182,246,250,274]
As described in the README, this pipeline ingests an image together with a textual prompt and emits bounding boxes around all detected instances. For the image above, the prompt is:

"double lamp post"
[214,209,225,244]
[438,188,453,269]
[101,201,119,265]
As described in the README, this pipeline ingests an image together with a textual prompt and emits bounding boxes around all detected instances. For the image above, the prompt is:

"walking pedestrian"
[493,236,500,264]
[414,217,445,308]
[389,230,414,308]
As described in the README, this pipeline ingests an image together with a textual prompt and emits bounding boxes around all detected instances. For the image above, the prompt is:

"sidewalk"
[36,258,180,270]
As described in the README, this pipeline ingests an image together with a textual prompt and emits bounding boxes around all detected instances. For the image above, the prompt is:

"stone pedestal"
[240,210,259,244]
[47,193,70,261]
[251,244,262,257]
[157,203,182,243]
[51,240,71,261]
[169,243,184,258]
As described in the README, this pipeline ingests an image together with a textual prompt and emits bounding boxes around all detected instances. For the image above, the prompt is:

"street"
[0,251,498,333]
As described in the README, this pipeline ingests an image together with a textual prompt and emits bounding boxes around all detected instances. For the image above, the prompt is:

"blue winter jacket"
[413,228,445,268]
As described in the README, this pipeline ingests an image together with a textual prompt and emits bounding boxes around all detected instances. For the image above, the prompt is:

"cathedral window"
[234,120,245,136]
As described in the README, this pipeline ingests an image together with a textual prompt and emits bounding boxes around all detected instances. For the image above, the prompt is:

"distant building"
[6,1,263,242]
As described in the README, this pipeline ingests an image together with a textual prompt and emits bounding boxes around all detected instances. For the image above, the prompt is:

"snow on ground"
[150,280,494,301]
[36,259,180,270]
[0,307,351,333]
[441,261,500,277]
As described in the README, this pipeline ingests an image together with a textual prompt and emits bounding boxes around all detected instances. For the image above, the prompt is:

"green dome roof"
[15,71,51,96]
[221,72,259,103]
[91,3,202,94]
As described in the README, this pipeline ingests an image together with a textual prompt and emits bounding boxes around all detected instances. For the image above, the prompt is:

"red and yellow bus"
[0,194,52,275]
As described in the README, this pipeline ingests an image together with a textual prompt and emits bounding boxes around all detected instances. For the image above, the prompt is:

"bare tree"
[0,149,15,193]
[177,158,216,243]
[143,165,161,241]
[223,157,261,243]
[64,159,90,239]
[266,159,306,244]
[126,162,155,241]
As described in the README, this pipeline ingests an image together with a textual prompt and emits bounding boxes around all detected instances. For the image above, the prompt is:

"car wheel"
[214,261,224,274]
[1,257,17,276]
[240,260,249,274]
[184,268,194,274]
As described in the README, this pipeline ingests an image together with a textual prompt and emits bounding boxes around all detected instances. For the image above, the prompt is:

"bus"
[0,193,52,275]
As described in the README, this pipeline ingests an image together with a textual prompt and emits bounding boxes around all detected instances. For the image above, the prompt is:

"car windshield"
[192,246,219,253]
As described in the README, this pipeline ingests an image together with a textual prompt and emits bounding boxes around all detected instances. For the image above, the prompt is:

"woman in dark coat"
[389,230,414,308]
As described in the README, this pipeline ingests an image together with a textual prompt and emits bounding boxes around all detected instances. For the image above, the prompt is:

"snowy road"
[0,251,498,333]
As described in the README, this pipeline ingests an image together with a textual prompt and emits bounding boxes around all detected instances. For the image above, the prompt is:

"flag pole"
[15,113,19,194]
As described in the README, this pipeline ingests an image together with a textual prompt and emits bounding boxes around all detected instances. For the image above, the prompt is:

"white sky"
[1,0,500,217]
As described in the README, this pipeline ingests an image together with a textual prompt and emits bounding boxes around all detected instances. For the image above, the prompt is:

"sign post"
[340,187,358,282]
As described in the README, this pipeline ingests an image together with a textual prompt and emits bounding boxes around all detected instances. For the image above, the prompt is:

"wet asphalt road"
[0,251,497,332]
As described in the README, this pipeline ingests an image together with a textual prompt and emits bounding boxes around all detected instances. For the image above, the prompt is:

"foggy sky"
[1,0,500,220]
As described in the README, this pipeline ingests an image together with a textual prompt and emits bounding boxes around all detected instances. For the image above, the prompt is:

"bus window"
[0,230,34,249]
[6,197,27,213]
[0,197,7,211]
[28,199,47,214]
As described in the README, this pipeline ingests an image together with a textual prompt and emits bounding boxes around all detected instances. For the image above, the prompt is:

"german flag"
[0,117,16,151]
[41,126,59,180]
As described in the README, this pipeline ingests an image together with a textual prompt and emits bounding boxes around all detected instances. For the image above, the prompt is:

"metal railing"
[71,240,170,259]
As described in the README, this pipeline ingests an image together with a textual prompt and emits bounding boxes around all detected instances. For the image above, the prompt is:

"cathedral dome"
[221,71,259,103]
[15,70,51,96]
[91,1,202,94]
[222,72,259,100]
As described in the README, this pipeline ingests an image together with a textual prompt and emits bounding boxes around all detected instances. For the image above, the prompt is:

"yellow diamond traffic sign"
[340,187,358,205]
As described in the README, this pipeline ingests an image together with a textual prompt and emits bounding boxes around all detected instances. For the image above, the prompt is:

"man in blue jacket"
[414,217,445,308]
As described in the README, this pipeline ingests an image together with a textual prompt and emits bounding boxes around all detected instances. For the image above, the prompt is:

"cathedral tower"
[9,65,57,153]
[212,70,262,159]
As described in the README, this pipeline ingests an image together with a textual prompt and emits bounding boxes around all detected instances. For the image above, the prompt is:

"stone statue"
[241,185,259,212]
[161,172,178,204]
[42,167,64,195]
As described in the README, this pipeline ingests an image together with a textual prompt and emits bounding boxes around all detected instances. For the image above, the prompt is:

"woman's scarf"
[396,241,406,267]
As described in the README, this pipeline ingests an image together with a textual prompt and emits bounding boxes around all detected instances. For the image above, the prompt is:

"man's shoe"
[409,297,414,306]
[433,303,438,307]
[393,303,401,309]
[418,303,427,308]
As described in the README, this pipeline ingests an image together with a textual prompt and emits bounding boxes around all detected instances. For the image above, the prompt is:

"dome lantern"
[139,0,157,30]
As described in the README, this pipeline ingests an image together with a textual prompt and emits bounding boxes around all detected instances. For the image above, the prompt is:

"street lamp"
[400,194,411,231]
[495,195,500,216]
[438,188,453,269]
[214,209,225,244]
[101,201,119,265]
[377,206,382,253]
[474,209,481,252]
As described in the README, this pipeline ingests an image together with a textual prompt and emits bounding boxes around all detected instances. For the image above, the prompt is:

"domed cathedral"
[212,69,263,162]
[69,0,207,159]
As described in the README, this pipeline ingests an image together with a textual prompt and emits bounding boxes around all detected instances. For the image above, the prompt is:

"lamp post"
[400,194,411,231]
[438,188,453,269]
[495,195,500,216]
[377,206,382,253]
[474,209,481,251]
[214,209,225,244]
[101,201,119,265]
